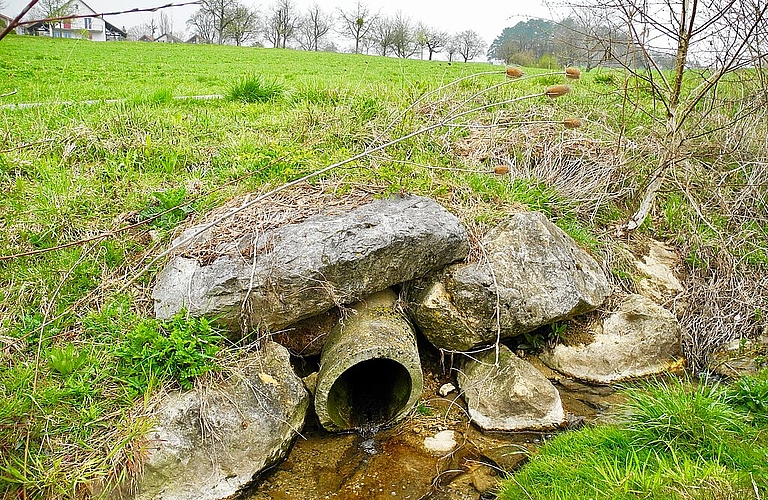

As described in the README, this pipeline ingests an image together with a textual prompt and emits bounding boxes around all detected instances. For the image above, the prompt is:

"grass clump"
[727,371,768,424]
[497,375,768,500]
[620,378,749,462]
[227,74,286,103]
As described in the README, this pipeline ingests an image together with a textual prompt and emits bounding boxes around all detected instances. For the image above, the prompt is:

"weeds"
[138,186,194,230]
[115,313,225,393]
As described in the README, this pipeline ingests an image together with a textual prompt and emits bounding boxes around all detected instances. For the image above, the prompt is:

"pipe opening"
[326,358,413,431]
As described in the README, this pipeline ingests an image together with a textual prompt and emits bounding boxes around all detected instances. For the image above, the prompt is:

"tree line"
[488,0,766,73]
[130,0,487,62]
[487,17,678,71]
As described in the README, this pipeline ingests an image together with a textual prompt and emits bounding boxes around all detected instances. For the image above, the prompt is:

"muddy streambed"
[247,349,623,500]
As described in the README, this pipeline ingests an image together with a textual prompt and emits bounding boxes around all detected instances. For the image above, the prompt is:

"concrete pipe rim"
[315,350,424,433]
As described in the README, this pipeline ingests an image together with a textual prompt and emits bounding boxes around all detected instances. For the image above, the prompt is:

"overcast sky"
[2,0,556,49]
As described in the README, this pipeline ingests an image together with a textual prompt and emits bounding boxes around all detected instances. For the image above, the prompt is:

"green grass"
[1,35,767,499]
[497,375,768,500]
[227,74,286,103]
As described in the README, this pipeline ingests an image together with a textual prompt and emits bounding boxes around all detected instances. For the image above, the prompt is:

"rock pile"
[134,194,683,499]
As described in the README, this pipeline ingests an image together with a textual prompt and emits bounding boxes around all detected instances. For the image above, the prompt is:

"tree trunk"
[623,0,692,233]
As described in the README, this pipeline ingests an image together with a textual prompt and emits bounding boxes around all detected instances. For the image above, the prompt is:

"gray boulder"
[152,195,469,334]
[407,211,611,351]
[539,294,683,384]
[132,341,309,500]
[457,345,565,431]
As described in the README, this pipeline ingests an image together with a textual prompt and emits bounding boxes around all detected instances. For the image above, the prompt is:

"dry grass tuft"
[679,262,768,373]
[450,122,634,219]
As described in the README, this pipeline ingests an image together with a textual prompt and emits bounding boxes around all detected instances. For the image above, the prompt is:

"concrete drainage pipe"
[314,288,424,433]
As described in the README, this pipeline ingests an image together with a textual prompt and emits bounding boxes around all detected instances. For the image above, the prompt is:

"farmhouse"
[155,33,184,43]
[186,34,207,44]
[18,0,126,41]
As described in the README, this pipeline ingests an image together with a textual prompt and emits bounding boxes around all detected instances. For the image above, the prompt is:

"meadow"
[1,34,767,498]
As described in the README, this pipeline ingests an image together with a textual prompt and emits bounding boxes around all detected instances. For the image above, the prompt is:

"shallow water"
[247,351,624,500]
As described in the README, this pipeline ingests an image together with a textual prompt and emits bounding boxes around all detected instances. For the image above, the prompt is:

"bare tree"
[552,9,649,71]
[264,0,300,48]
[30,0,75,36]
[570,0,768,231]
[337,1,378,54]
[187,9,216,43]
[370,15,396,56]
[418,24,448,61]
[446,34,459,62]
[225,4,259,46]
[128,19,158,40]
[390,12,417,58]
[454,30,486,62]
[157,11,174,37]
[297,3,333,51]
[197,0,239,44]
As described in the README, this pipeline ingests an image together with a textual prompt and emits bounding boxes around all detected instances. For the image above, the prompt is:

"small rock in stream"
[423,430,457,455]
[438,382,456,397]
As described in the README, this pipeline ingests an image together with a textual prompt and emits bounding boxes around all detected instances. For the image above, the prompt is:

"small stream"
[246,350,624,500]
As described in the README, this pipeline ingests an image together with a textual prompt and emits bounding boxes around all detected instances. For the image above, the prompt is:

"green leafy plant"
[549,322,567,340]
[138,186,194,230]
[47,343,89,377]
[227,75,285,103]
[415,402,433,416]
[115,313,224,393]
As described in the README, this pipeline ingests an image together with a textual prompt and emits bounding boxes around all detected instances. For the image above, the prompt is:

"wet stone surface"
[246,348,625,500]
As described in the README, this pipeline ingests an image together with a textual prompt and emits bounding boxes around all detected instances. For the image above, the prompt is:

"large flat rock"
[152,195,469,333]
[539,294,683,384]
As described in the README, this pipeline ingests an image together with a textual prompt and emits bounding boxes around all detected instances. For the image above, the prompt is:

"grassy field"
[0,35,767,498]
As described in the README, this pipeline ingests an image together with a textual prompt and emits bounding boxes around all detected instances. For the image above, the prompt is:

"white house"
[20,0,126,41]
